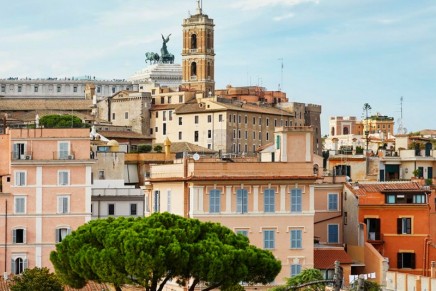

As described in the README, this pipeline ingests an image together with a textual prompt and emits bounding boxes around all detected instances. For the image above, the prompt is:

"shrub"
[153,145,163,153]
[138,144,152,153]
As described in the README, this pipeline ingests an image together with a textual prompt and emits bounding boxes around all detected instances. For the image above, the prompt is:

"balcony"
[11,152,33,160]
[53,151,76,160]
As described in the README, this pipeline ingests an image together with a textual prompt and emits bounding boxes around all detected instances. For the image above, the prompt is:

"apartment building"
[0,128,93,275]
[146,126,346,283]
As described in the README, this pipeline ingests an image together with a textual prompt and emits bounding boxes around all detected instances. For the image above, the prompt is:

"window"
[194,131,199,142]
[219,114,223,122]
[236,230,248,237]
[253,117,256,125]
[13,142,25,160]
[163,123,167,135]
[267,118,269,126]
[169,111,172,120]
[290,230,302,249]
[328,193,338,211]
[58,196,70,214]
[58,141,69,159]
[263,230,275,249]
[208,115,212,123]
[112,113,116,120]
[274,119,277,127]
[112,87,116,93]
[291,188,302,212]
[209,189,221,213]
[179,117,183,125]
[266,132,269,141]
[179,95,183,103]
[56,227,71,243]
[155,111,159,118]
[259,132,262,140]
[328,224,339,243]
[73,86,78,93]
[237,189,248,213]
[238,130,241,139]
[167,190,171,212]
[108,204,115,216]
[130,204,137,216]
[398,252,415,269]
[125,112,129,119]
[97,86,101,93]
[264,189,275,212]
[195,115,199,124]
[14,196,26,214]
[160,97,164,104]
[15,171,26,186]
[13,228,26,244]
[98,170,105,179]
[244,116,248,124]
[291,264,302,277]
[259,117,262,125]
[179,131,182,140]
[154,190,160,212]
[18,86,22,92]
[34,86,39,92]
[397,218,412,234]
[12,257,27,275]
[168,96,172,104]
[1,85,5,92]
[58,171,69,186]
[233,130,236,139]
[245,131,248,140]
[208,130,212,139]
[238,115,241,123]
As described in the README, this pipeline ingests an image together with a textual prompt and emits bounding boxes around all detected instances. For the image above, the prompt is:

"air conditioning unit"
[67,155,75,160]
[24,154,32,160]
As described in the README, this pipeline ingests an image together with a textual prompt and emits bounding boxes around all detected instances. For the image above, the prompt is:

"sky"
[1,0,435,135]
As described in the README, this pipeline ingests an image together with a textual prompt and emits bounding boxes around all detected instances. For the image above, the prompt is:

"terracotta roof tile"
[347,181,425,196]
[314,249,353,269]
[98,130,153,140]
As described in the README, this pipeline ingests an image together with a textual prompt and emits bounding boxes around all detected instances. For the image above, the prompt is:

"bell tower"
[182,1,215,95]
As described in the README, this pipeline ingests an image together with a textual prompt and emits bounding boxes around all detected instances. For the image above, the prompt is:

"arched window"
[12,257,27,274]
[207,62,211,78]
[191,62,197,76]
[191,34,197,49]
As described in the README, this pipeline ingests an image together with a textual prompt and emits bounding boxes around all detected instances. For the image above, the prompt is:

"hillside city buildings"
[0,1,435,290]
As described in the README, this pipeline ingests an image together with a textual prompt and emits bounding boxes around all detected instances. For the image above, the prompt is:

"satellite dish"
[193,153,200,161]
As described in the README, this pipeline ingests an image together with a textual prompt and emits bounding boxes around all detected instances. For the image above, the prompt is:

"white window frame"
[55,227,71,243]
[12,228,26,244]
[14,171,26,186]
[14,196,26,214]
[11,255,28,275]
[58,170,70,186]
[57,195,70,214]
[328,193,339,211]
[58,141,70,159]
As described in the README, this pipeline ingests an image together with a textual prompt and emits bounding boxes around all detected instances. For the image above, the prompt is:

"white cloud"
[273,12,295,21]
[231,0,319,10]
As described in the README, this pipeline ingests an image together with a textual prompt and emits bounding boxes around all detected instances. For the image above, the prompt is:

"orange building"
[348,182,435,276]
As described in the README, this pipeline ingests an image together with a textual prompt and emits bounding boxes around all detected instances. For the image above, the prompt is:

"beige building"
[0,128,93,275]
[146,126,345,284]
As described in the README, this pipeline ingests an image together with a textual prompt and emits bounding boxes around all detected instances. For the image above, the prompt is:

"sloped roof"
[98,130,152,140]
[154,141,216,154]
[347,182,424,196]
[175,100,292,116]
[314,249,353,269]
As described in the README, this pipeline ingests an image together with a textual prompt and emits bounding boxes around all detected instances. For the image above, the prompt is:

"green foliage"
[286,269,324,291]
[349,279,382,291]
[50,213,281,291]
[412,168,422,178]
[10,267,63,291]
[355,146,364,154]
[221,284,245,291]
[425,178,433,186]
[138,144,152,153]
[39,114,89,128]
[153,145,163,153]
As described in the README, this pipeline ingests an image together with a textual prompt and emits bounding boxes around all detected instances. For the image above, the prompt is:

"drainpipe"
[424,238,430,276]
[4,199,7,274]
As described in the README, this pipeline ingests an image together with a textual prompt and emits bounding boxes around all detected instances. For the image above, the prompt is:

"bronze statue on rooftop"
[144,33,175,64]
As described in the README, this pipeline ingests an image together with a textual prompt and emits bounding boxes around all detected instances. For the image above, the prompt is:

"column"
[253,186,259,213]
[280,185,286,212]
[225,186,232,213]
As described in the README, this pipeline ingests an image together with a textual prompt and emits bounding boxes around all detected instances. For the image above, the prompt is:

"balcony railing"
[53,151,76,160]
[11,152,33,160]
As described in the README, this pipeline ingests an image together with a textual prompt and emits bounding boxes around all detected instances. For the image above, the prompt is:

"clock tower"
[182,1,215,95]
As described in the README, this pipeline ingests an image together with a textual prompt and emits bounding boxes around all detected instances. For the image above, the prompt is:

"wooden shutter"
[397,253,402,268]
[411,253,416,269]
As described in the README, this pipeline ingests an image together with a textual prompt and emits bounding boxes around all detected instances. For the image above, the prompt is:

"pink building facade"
[0,128,93,275]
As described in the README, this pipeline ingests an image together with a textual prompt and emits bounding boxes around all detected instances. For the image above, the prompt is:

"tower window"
[191,62,197,76]
[191,34,197,49]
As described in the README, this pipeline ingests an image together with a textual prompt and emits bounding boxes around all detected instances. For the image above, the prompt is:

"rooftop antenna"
[397,96,406,134]
[278,58,283,91]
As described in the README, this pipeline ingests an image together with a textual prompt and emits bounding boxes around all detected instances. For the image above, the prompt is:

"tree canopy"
[10,267,63,291]
[50,213,281,291]
[39,114,89,128]
[271,268,325,291]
